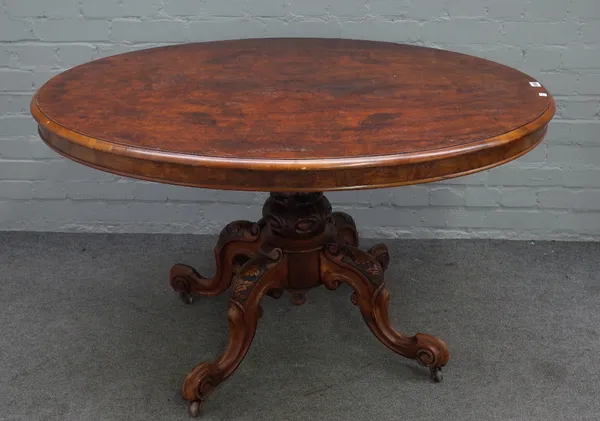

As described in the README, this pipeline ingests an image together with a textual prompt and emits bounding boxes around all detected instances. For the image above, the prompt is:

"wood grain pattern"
[30,39,554,416]
[31,38,555,191]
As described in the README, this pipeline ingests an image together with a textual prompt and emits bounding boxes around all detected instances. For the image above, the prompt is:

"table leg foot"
[188,400,202,417]
[289,290,307,306]
[169,220,264,301]
[181,247,286,412]
[321,243,449,374]
[430,366,443,383]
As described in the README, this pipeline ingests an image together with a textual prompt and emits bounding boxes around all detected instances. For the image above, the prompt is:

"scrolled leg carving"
[181,247,286,415]
[369,288,450,374]
[332,212,359,247]
[169,220,263,302]
[321,243,449,379]
[170,193,452,417]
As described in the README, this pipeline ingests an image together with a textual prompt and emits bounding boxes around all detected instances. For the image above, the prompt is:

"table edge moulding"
[31,38,555,192]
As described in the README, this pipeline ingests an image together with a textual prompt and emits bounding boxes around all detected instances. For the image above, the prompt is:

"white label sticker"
[539,92,548,97]
[530,81,542,87]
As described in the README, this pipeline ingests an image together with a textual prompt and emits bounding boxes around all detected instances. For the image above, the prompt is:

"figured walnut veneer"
[32,38,554,192]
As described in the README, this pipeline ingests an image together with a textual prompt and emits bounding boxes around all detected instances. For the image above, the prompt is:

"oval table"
[31,38,555,417]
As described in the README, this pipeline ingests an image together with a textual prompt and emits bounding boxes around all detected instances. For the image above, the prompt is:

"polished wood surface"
[30,39,555,417]
[31,38,554,191]
[170,193,449,416]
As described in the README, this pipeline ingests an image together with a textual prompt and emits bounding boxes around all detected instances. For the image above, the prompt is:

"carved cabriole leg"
[169,220,264,302]
[172,192,450,416]
[321,243,450,380]
[182,247,286,417]
[331,212,390,273]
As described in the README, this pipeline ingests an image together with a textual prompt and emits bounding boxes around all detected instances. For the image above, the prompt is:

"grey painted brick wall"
[1,0,599,240]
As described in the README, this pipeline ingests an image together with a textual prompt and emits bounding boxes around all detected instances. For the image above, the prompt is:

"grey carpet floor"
[0,232,599,421]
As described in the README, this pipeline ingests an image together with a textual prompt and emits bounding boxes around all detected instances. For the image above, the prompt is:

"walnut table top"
[31,38,555,192]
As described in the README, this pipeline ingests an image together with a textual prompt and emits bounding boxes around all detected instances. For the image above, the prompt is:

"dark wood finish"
[30,38,555,417]
[31,38,554,191]
[172,193,449,416]
[169,220,263,301]
[182,245,288,417]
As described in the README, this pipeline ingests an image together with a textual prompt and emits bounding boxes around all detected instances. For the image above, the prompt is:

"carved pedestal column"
[169,192,449,416]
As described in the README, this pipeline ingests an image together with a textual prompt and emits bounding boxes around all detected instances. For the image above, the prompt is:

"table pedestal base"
[169,192,450,417]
